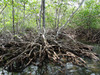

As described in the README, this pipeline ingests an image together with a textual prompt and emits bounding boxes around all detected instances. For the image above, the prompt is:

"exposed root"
[0,30,99,72]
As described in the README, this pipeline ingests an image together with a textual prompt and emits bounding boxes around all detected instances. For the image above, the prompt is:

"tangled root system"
[0,30,99,72]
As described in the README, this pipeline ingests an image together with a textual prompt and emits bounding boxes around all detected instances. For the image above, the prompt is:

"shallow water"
[0,45,100,75]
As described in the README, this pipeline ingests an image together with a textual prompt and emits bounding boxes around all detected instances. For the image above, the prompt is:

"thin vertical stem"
[12,0,15,35]
[38,0,43,33]
[22,2,25,32]
[42,0,45,29]
[16,1,19,34]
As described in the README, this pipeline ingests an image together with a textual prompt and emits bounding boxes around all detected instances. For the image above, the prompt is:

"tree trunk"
[56,0,85,36]
[42,0,45,30]
[16,1,19,34]
[12,0,15,35]
[23,2,25,32]
[39,0,43,33]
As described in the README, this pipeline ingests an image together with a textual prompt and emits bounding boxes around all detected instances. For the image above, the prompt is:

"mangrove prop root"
[0,32,99,72]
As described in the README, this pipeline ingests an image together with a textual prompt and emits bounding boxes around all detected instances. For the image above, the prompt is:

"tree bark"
[12,0,15,35]
[38,0,42,33]
[16,1,19,34]
[42,0,45,29]
[22,2,25,32]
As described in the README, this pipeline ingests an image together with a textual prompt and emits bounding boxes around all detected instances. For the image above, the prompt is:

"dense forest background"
[0,0,100,34]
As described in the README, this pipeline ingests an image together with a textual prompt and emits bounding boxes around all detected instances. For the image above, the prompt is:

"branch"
[56,0,85,36]
[0,4,7,14]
